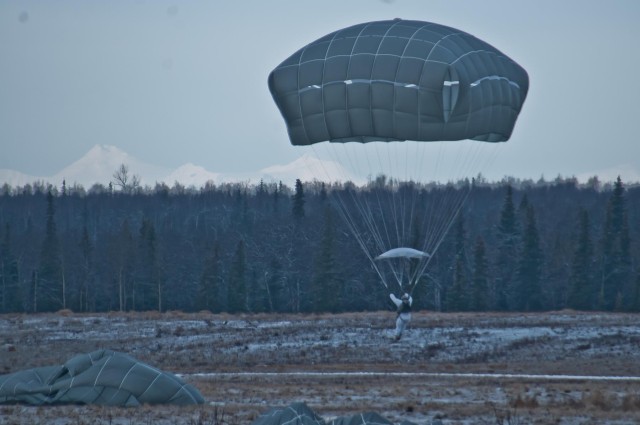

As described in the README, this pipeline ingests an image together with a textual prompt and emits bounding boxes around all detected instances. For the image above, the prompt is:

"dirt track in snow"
[1,310,640,424]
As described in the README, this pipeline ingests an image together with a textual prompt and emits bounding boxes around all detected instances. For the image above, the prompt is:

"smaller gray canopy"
[375,247,430,260]
[0,349,203,406]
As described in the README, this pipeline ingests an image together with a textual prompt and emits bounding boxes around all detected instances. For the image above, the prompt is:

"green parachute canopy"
[268,19,529,293]
[268,18,528,146]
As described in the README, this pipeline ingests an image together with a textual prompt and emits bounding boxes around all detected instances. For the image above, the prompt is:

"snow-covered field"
[1,310,639,424]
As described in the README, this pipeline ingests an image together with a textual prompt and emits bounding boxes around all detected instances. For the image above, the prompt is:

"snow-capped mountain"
[0,145,356,190]
[259,153,361,184]
[52,145,172,188]
[163,163,222,187]
[0,169,44,188]
[0,145,175,189]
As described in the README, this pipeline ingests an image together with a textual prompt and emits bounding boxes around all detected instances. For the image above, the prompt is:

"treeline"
[0,175,638,314]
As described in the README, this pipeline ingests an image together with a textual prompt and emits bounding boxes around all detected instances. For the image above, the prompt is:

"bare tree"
[112,164,140,194]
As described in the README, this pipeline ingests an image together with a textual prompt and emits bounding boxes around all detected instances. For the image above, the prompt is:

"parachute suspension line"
[401,142,412,248]
[370,143,395,252]
[364,144,417,291]
[345,146,391,256]
[394,143,414,252]
[408,140,424,241]
[346,142,404,286]
[373,180,394,254]
[344,190,405,291]
[308,138,503,295]
[417,144,445,255]
[408,140,501,293]
[404,141,430,279]
[381,144,404,252]
[405,143,445,292]
[377,144,415,290]
[369,183,405,287]
[311,144,396,290]
[427,143,475,247]
[381,141,432,291]
[410,182,473,294]
[356,185,407,289]
[332,195,389,289]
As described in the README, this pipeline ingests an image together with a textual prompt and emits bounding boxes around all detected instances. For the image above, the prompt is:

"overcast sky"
[1,0,639,183]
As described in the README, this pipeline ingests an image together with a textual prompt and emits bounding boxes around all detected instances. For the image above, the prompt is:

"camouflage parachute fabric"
[0,349,203,406]
[251,402,422,425]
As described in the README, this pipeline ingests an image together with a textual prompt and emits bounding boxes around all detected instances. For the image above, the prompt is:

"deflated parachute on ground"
[0,349,204,406]
[251,402,422,425]
[268,18,528,146]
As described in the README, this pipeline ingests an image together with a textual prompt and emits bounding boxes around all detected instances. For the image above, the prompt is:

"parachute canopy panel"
[376,247,430,260]
[268,19,529,146]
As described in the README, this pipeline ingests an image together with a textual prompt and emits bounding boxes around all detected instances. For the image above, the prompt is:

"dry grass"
[1,310,639,424]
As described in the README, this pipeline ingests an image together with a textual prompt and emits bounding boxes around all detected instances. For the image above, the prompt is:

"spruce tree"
[448,257,467,311]
[257,179,267,197]
[228,239,247,312]
[198,242,224,312]
[517,193,530,222]
[600,177,632,310]
[112,219,135,312]
[78,225,93,312]
[568,209,594,310]
[266,258,284,312]
[312,207,341,312]
[470,237,489,311]
[447,213,468,311]
[273,181,281,214]
[292,179,305,219]
[494,184,519,310]
[0,223,21,312]
[137,218,161,311]
[516,205,543,311]
[319,182,327,202]
[37,191,63,312]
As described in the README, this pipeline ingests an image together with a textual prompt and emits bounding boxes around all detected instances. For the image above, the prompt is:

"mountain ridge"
[0,144,355,189]
[1,144,638,189]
